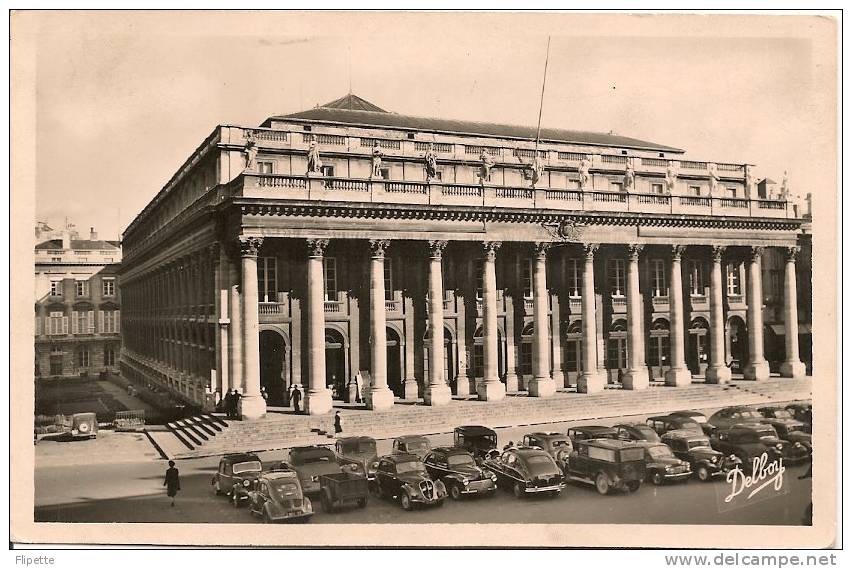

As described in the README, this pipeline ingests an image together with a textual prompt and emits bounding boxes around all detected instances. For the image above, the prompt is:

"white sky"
[28,11,836,241]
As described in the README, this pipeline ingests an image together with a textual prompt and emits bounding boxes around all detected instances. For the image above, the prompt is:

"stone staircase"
[165,414,230,450]
[163,377,812,459]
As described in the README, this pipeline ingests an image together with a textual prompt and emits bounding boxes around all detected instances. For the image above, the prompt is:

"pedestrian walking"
[233,389,242,419]
[163,460,181,507]
[223,389,234,418]
[334,410,343,434]
[292,384,302,413]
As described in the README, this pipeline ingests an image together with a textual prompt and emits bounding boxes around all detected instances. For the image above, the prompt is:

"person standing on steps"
[233,389,242,419]
[223,389,233,419]
[334,411,343,435]
[292,384,302,414]
[163,460,181,507]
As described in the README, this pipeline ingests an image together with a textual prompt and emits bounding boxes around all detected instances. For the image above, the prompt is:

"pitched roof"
[35,239,121,251]
[265,94,683,153]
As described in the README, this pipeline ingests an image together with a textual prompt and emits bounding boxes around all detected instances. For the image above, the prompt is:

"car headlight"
[775,443,784,451]
[729,454,737,461]
[435,480,446,493]
[461,477,470,486]
[243,479,250,487]
[370,461,380,470]
[794,442,803,448]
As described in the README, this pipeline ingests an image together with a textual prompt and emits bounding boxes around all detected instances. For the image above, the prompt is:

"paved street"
[34,404,812,525]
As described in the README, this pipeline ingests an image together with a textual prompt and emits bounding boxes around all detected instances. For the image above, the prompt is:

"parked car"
[392,435,432,460]
[483,447,565,498]
[645,415,703,437]
[708,406,766,430]
[565,439,646,495]
[784,403,813,433]
[567,425,619,444]
[453,425,498,464]
[279,445,343,495]
[633,441,692,485]
[668,410,716,435]
[522,432,574,469]
[423,446,497,500]
[614,423,661,443]
[69,412,98,439]
[247,470,313,523]
[335,436,380,480]
[212,453,264,506]
[758,415,812,454]
[710,427,782,473]
[318,471,369,512]
[374,453,447,510]
[661,429,742,482]
[732,423,810,464]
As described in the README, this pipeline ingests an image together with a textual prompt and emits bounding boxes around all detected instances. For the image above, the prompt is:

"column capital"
[208,242,221,258]
[533,242,550,259]
[749,245,765,262]
[785,246,801,262]
[671,244,687,261]
[711,245,726,262]
[239,237,264,258]
[306,238,329,258]
[627,243,644,261]
[482,241,502,261]
[369,239,391,259]
[427,240,448,259]
[582,243,599,260]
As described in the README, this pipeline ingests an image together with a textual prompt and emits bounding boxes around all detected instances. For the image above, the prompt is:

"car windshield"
[447,454,475,467]
[786,425,805,434]
[770,409,794,419]
[396,461,427,474]
[740,410,764,421]
[687,438,712,449]
[268,479,301,500]
[634,427,661,440]
[341,441,376,454]
[732,432,762,444]
[648,446,675,459]
[550,439,571,448]
[232,461,262,474]
[292,449,335,465]
[688,415,707,424]
[524,454,556,474]
[405,440,429,451]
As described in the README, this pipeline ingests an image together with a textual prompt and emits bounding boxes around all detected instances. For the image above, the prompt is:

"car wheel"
[696,466,711,482]
[652,471,664,486]
[400,492,413,511]
[627,480,641,493]
[513,482,525,499]
[450,484,462,501]
[595,473,610,495]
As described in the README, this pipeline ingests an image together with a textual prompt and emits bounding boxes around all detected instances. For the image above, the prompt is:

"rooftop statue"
[530,155,545,187]
[578,156,592,189]
[424,143,439,181]
[307,140,323,174]
[665,162,677,194]
[623,160,635,191]
[479,149,495,184]
[371,143,384,178]
[745,165,756,198]
[243,135,258,172]
[708,163,720,196]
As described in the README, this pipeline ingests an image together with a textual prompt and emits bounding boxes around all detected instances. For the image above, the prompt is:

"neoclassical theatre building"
[119,94,811,419]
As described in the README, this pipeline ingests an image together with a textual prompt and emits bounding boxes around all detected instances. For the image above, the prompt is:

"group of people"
[221,389,242,419]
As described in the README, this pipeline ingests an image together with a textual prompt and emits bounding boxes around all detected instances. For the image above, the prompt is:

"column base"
[528,376,556,397]
[366,386,395,410]
[551,370,565,388]
[743,360,770,381]
[238,395,267,420]
[705,365,732,384]
[423,383,452,406]
[477,379,506,401]
[780,360,806,378]
[504,372,519,393]
[622,368,649,390]
[664,367,693,387]
[305,388,334,415]
[455,376,473,397]
[577,371,606,394]
[403,378,419,400]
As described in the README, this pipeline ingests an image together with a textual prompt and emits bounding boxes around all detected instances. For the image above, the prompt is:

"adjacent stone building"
[118,94,812,418]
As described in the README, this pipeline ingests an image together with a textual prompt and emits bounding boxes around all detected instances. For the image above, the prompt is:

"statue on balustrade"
[708,163,720,195]
[424,143,438,181]
[529,155,545,187]
[623,160,635,191]
[306,140,323,174]
[479,149,496,184]
[745,165,756,198]
[665,162,677,194]
[371,142,384,178]
[243,135,258,172]
[780,170,790,199]
[578,156,592,189]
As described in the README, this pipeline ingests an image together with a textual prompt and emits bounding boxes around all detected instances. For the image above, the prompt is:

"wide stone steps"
[163,378,811,459]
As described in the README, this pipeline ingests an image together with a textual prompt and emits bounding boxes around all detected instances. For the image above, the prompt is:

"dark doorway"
[727,316,748,373]
[259,330,287,406]
[325,329,346,399]
[424,326,456,393]
[387,327,403,397]
[688,318,710,376]
[649,318,671,380]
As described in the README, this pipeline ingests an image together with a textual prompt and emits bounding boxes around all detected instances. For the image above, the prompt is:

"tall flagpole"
[534,36,552,154]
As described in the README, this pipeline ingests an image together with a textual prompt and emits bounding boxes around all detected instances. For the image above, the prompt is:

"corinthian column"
[705,246,731,384]
[578,244,605,393]
[623,244,649,390]
[744,246,770,381]
[780,246,806,377]
[665,245,692,386]
[238,237,266,419]
[305,238,334,414]
[367,239,394,409]
[424,240,452,406]
[529,242,556,397]
[477,241,506,401]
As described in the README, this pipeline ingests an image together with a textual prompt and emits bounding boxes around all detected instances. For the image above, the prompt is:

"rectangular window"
[101,310,118,334]
[608,259,625,296]
[257,257,277,303]
[105,348,116,367]
[651,259,667,297]
[726,263,741,296]
[520,341,533,376]
[51,257,61,262]
[50,280,62,297]
[378,167,391,180]
[522,259,533,299]
[50,356,63,375]
[78,349,90,368]
[48,311,66,335]
[102,278,115,297]
[257,161,274,174]
[610,181,624,192]
[651,183,664,195]
[323,257,337,301]
[75,280,90,297]
[320,165,335,178]
[424,168,442,181]
[688,260,706,295]
[566,259,581,297]
[384,258,393,301]
[727,187,738,198]
[689,185,702,196]
[73,310,94,335]
[475,260,484,300]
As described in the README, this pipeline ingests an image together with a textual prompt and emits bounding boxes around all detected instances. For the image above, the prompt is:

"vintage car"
[483,447,565,498]
[212,453,264,506]
[392,435,432,460]
[69,412,98,439]
[784,403,813,433]
[279,445,343,495]
[453,425,498,463]
[614,423,661,443]
[522,432,574,469]
[319,471,369,512]
[567,425,619,444]
[633,441,692,485]
[668,410,716,435]
[335,436,380,480]
[732,423,810,464]
[707,406,766,430]
[710,427,783,473]
[661,429,741,482]
[422,446,497,500]
[374,453,447,510]
[758,414,812,454]
[247,470,313,523]
[645,415,703,437]
[565,439,646,495]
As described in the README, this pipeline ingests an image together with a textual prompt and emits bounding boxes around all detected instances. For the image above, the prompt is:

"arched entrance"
[648,318,671,380]
[325,328,347,399]
[606,319,628,383]
[259,329,288,406]
[688,317,710,376]
[424,326,455,394]
[563,320,583,385]
[386,326,404,397]
[726,316,748,373]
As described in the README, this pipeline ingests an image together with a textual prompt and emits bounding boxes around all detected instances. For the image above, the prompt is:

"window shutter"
[88,310,95,333]
[99,311,104,333]
[71,312,79,334]
[62,316,69,334]
[35,316,41,336]
[115,310,121,333]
